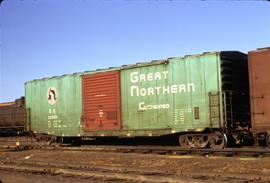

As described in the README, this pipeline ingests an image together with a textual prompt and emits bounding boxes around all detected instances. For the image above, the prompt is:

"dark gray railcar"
[0,97,27,135]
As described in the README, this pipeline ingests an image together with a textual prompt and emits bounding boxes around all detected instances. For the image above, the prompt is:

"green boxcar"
[25,51,249,148]
[25,74,84,137]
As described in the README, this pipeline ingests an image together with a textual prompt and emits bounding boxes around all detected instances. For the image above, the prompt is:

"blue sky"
[0,0,269,102]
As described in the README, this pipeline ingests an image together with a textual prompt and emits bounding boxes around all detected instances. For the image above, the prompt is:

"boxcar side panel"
[121,53,221,134]
[25,75,83,137]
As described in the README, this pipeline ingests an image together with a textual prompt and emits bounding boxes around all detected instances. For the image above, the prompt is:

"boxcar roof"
[25,50,241,84]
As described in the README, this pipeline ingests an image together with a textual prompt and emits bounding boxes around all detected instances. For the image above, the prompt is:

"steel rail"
[4,143,269,157]
[1,137,270,157]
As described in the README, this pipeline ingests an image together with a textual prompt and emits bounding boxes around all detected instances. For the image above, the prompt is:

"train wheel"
[209,131,227,149]
[179,135,191,148]
[265,134,270,147]
[191,135,209,148]
[179,134,209,148]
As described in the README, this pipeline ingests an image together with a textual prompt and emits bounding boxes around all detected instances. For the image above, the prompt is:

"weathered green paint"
[25,74,83,137]
[121,52,223,135]
[25,52,233,138]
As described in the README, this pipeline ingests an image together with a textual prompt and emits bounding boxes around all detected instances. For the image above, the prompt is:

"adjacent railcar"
[0,97,27,135]
[248,47,270,146]
[25,51,250,148]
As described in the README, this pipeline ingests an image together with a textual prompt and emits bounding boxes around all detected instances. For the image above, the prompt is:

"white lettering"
[179,84,186,92]
[130,71,169,83]
[140,88,147,96]
[139,102,170,111]
[155,86,161,95]
[147,87,154,95]
[130,83,195,97]
[147,73,153,81]
[129,71,196,97]
[162,71,169,79]
[188,83,195,92]
[163,86,170,94]
[139,74,146,82]
[139,102,145,110]
[131,85,139,97]
[48,115,58,120]
[154,72,161,80]
[171,85,178,94]
[130,72,139,83]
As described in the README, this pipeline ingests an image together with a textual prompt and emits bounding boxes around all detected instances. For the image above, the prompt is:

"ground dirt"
[0,148,269,183]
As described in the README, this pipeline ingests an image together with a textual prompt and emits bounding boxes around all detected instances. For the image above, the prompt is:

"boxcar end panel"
[248,48,270,131]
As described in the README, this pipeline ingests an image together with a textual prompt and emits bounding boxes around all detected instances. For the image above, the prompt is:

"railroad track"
[49,145,270,157]
[1,136,270,157]
[2,139,270,158]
